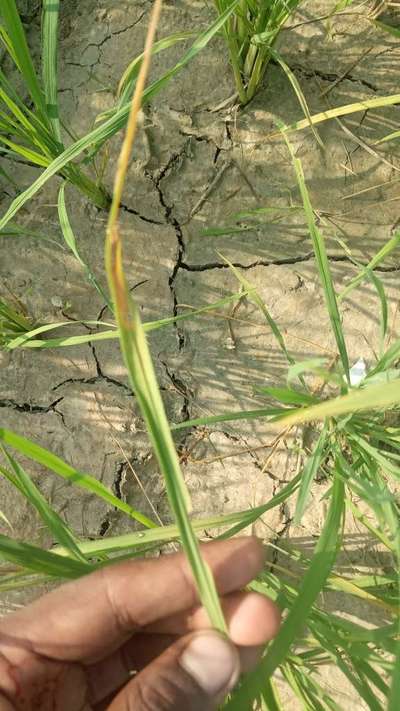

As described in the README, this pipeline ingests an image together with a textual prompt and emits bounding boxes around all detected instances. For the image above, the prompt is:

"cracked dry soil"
[1,1,400,706]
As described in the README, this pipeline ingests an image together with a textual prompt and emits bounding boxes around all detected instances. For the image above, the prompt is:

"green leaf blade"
[294,424,328,524]
[0,428,157,528]
[0,448,87,563]
[41,0,61,141]
[0,534,92,578]
[226,474,345,709]
[1,0,48,120]
[284,135,350,383]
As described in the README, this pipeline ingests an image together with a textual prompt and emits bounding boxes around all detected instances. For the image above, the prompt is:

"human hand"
[0,537,280,710]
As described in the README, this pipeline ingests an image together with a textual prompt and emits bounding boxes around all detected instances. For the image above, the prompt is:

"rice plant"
[1,1,399,709]
[1,0,399,232]
[0,294,39,347]
[169,136,400,707]
[0,1,239,232]
[1,141,400,707]
[214,0,302,103]
[0,0,109,207]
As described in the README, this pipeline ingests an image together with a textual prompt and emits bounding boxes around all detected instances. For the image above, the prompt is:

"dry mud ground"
[1,1,400,707]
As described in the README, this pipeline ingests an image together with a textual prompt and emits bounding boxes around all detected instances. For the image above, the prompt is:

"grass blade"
[0,0,48,121]
[0,535,92,578]
[218,472,302,540]
[0,0,240,231]
[284,134,350,384]
[374,20,400,40]
[0,222,51,240]
[5,290,248,349]
[219,253,297,370]
[368,272,388,357]
[58,183,111,307]
[260,678,284,711]
[41,0,61,141]
[311,626,384,711]
[0,428,156,528]
[259,386,317,406]
[388,641,400,709]
[378,129,400,144]
[171,406,293,430]
[0,136,50,167]
[175,378,400,433]
[338,230,400,302]
[335,234,389,357]
[105,0,227,634]
[272,94,400,137]
[368,338,400,377]
[269,48,323,148]
[0,448,86,563]
[0,510,13,531]
[57,182,85,261]
[115,31,196,109]
[5,320,117,350]
[282,379,400,428]
[294,424,328,524]
[226,473,344,709]
[52,473,302,558]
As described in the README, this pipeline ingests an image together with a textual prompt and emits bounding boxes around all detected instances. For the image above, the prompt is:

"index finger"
[0,537,265,663]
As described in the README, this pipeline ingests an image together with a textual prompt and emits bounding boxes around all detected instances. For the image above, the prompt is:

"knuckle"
[101,567,138,637]
[134,681,171,711]
[176,557,198,609]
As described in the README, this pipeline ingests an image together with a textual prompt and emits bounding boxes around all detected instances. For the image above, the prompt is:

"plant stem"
[237,0,248,45]
[214,1,247,104]
[246,45,270,101]
[64,164,110,208]
[227,33,248,103]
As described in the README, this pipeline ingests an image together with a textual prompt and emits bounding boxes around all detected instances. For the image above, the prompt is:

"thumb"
[107,631,241,711]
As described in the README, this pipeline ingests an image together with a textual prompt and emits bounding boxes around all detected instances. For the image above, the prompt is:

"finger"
[88,633,178,705]
[0,537,265,664]
[93,641,262,710]
[144,591,281,646]
[106,631,240,711]
[87,591,280,704]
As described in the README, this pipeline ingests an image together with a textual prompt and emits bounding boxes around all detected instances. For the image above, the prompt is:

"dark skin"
[0,537,281,710]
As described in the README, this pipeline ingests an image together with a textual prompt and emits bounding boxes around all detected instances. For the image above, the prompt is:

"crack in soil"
[146,148,189,350]
[120,201,163,225]
[218,429,274,479]
[179,252,400,272]
[68,9,148,70]
[160,359,197,464]
[90,342,134,394]
[97,460,127,536]
[51,344,133,396]
[0,396,66,426]
[111,11,148,37]
[268,500,293,570]
[161,361,192,426]
[156,352,205,472]
[180,253,315,271]
[98,518,111,536]
[96,279,149,322]
[0,396,64,414]
[113,461,127,500]
[52,374,130,393]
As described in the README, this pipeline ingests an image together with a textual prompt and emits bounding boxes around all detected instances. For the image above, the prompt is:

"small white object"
[349,357,367,386]
[51,296,63,308]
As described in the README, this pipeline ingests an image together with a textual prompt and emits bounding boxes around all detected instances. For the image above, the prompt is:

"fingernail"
[180,632,240,698]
